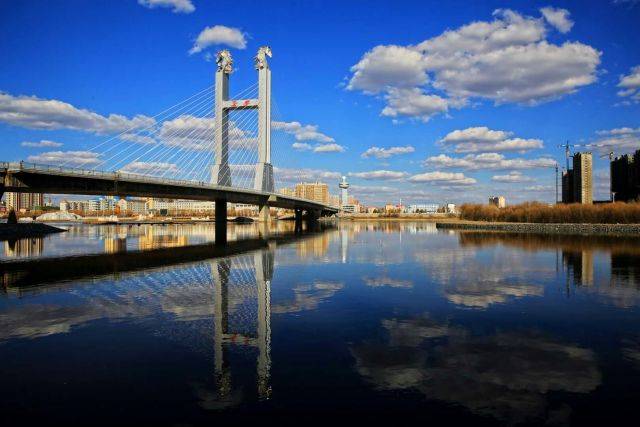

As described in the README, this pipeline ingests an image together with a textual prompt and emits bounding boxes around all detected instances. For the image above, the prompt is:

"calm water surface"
[1,221,640,425]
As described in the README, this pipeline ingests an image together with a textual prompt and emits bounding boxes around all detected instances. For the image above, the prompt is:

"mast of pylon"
[211,50,233,186]
[254,46,274,192]
[211,47,274,193]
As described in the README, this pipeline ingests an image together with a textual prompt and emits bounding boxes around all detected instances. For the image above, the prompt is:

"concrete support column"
[254,47,274,192]
[294,209,303,233]
[212,51,232,186]
[305,209,321,231]
[258,204,270,222]
[212,259,231,396]
[215,198,227,245]
[254,248,273,399]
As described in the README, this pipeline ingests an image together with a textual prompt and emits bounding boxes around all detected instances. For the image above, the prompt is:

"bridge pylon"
[211,47,274,193]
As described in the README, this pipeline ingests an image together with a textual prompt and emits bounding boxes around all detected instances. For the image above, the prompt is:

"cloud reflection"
[271,281,343,314]
[351,314,601,424]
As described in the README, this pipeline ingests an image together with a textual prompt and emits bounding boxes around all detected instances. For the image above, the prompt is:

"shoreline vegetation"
[459,202,640,224]
[435,221,640,236]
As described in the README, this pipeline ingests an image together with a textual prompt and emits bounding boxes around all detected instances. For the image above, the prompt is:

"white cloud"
[524,185,553,192]
[491,171,534,183]
[347,8,600,120]
[617,65,640,102]
[424,152,556,170]
[21,140,63,148]
[348,45,428,93]
[440,126,543,153]
[119,133,157,145]
[408,171,476,185]
[27,151,100,167]
[189,25,247,54]
[381,88,453,122]
[272,120,335,143]
[596,127,640,136]
[292,142,312,151]
[121,161,179,175]
[313,143,345,153]
[158,115,254,150]
[0,92,155,134]
[361,145,415,159]
[138,0,195,14]
[274,167,341,183]
[592,127,640,152]
[348,170,408,180]
[159,115,213,149]
[540,7,574,33]
[273,120,343,153]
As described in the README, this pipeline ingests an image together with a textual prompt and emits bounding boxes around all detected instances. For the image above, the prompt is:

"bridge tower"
[211,47,274,193]
[211,250,273,400]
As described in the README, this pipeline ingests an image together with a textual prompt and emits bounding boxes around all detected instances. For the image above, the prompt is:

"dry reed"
[459,202,640,224]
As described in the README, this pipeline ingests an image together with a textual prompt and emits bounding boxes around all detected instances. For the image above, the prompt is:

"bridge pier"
[212,259,231,397]
[305,209,321,231]
[254,247,274,399]
[257,204,270,223]
[294,209,303,233]
[215,199,227,245]
[212,51,232,187]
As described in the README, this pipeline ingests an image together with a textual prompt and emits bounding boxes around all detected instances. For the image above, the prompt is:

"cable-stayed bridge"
[0,46,338,230]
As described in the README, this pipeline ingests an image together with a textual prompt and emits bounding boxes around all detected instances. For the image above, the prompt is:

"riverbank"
[340,214,449,221]
[0,223,67,240]
[435,221,640,236]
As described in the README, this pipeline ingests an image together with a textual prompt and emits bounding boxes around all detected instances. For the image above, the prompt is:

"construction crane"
[557,141,576,170]
[599,151,614,161]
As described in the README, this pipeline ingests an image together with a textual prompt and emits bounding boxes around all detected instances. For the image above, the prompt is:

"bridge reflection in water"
[0,226,337,405]
[3,223,640,423]
[212,249,274,400]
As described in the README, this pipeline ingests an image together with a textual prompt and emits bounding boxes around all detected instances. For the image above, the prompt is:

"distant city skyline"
[1,0,639,205]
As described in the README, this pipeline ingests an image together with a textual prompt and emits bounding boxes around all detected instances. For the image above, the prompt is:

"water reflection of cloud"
[363,276,413,289]
[0,263,223,341]
[271,281,343,314]
[415,250,546,308]
[445,281,543,308]
[351,315,601,424]
[622,338,640,369]
[458,232,640,308]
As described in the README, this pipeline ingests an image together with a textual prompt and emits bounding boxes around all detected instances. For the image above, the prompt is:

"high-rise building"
[279,188,295,197]
[562,169,575,203]
[488,196,506,208]
[5,192,44,211]
[611,150,640,202]
[561,152,594,204]
[295,182,329,204]
[573,152,593,204]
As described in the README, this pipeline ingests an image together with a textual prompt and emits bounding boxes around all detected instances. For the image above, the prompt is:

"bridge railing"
[2,161,336,210]
[4,161,254,192]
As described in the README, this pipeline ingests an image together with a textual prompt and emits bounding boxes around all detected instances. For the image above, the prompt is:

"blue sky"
[1,0,639,205]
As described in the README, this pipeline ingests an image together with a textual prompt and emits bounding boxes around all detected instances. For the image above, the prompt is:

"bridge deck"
[0,162,338,215]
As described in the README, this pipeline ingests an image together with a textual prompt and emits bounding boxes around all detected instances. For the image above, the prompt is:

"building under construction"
[610,149,640,202]
[562,152,593,204]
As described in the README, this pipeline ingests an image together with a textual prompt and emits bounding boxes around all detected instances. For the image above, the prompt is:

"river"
[1,221,639,425]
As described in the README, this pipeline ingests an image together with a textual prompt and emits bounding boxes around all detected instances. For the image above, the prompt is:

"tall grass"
[459,202,640,224]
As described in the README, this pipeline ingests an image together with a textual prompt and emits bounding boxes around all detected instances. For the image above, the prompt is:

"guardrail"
[1,161,336,210]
